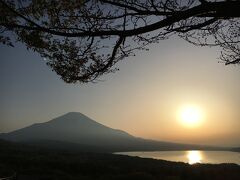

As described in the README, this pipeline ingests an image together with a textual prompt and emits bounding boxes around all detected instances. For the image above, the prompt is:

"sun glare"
[178,105,203,127]
[187,151,202,164]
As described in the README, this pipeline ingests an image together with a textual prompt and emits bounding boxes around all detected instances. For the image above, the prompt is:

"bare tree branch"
[0,0,239,83]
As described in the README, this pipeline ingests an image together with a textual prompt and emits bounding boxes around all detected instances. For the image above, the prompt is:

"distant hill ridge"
[0,112,227,152]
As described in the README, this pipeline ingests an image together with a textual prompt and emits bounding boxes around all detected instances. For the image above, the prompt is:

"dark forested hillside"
[231,147,240,152]
[0,140,240,180]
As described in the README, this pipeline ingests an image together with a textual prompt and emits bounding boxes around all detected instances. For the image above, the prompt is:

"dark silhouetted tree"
[0,0,239,83]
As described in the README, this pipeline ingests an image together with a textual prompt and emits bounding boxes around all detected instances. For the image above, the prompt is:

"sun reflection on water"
[187,151,202,164]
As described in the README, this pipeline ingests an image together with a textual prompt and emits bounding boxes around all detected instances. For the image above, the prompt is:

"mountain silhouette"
[0,112,224,152]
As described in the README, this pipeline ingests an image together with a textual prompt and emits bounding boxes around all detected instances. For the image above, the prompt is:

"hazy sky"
[0,37,240,147]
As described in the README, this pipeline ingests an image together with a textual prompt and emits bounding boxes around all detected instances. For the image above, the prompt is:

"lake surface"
[116,151,240,165]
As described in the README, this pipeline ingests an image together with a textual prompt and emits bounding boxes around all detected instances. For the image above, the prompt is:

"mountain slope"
[0,112,133,144]
[0,112,224,152]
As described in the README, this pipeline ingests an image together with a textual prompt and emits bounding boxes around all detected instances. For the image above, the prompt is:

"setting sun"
[178,105,203,128]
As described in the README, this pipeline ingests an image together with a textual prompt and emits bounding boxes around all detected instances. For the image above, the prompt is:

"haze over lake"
[116,151,240,165]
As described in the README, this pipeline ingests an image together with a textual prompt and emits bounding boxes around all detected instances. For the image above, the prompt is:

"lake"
[115,151,240,165]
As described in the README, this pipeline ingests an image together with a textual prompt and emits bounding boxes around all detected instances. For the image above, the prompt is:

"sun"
[178,105,203,127]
